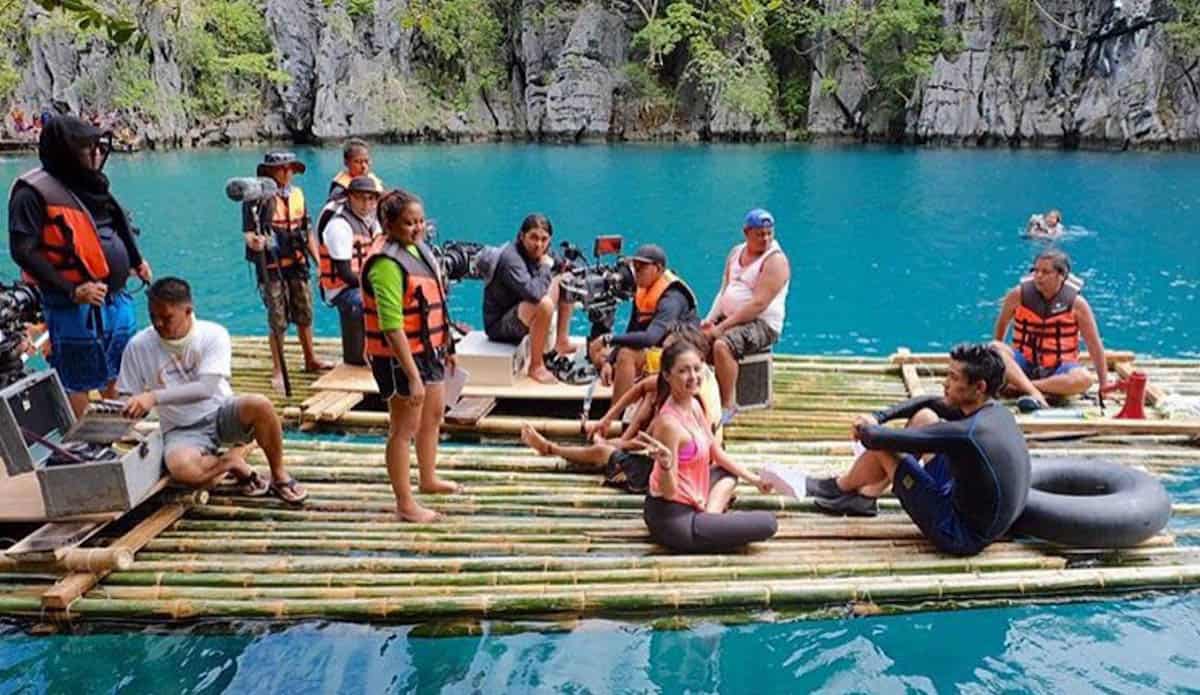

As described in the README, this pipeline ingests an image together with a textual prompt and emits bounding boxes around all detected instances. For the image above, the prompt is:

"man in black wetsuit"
[807,343,1031,556]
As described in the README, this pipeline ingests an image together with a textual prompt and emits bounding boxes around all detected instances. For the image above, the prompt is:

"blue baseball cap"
[744,208,775,229]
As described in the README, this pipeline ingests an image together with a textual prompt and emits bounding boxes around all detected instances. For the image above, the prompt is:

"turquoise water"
[2,144,1198,356]
[2,144,1200,693]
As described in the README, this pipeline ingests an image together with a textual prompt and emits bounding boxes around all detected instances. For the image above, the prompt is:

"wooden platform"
[0,437,1197,625]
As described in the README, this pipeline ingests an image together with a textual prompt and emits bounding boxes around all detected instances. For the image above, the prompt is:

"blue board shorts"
[1011,350,1081,381]
[42,289,136,394]
[892,454,987,556]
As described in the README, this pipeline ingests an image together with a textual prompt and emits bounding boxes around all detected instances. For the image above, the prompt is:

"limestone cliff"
[3,0,1198,148]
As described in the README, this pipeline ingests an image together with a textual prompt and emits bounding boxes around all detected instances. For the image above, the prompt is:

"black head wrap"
[37,115,115,214]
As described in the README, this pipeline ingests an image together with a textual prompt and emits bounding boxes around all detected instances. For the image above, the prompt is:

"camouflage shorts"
[260,277,314,334]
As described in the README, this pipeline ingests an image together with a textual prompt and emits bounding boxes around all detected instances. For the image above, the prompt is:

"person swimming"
[1026,209,1064,238]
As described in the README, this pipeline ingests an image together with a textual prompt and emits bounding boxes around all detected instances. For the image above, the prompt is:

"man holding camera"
[7,115,151,417]
[702,208,790,416]
[589,244,698,402]
[483,214,576,384]
[242,152,331,392]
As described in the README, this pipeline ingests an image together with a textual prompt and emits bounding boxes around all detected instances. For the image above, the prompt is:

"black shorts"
[370,352,446,398]
[486,304,528,345]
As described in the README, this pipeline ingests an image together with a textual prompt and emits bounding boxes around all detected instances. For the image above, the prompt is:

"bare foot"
[521,424,555,456]
[303,358,334,373]
[271,372,286,394]
[419,477,463,494]
[396,501,441,523]
[554,341,578,356]
[529,365,558,384]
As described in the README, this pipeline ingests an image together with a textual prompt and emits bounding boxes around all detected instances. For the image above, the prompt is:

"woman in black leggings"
[640,341,778,552]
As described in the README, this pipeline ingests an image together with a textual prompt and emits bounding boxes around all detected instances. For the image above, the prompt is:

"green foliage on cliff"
[633,0,786,124]
[806,0,960,119]
[0,2,24,103]
[400,0,507,109]
[628,0,956,130]
[1167,0,1200,58]
[176,0,289,118]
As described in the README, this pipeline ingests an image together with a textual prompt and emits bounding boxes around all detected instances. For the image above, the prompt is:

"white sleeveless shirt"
[716,240,788,334]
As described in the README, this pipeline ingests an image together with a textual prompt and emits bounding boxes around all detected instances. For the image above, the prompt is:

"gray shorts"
[163,397,255,457]
[486,304,529,345]
[717,317,779,359]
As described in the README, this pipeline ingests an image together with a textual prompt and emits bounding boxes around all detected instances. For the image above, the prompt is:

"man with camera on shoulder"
[483,214,576,384]
[589,244,699,402]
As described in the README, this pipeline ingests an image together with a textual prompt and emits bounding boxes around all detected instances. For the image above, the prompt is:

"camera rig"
[0,281,44,387]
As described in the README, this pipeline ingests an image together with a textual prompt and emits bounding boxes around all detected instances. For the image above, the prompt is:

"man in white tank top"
[701,208,791,414]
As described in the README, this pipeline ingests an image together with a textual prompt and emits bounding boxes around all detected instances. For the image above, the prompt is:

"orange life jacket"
[360,237,450,358]
[328,170,383,201]
[317,205,375,293]
[1012,274,1083,369]
[252,187,308,273]
[11,168,111,287]
[633,270,697,328]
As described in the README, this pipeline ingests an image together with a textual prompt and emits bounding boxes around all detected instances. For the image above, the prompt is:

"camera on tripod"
[558,235,635,337]
[0,281,44,387]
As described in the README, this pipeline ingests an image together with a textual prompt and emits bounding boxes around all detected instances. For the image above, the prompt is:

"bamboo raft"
[1,336,1197,627]
[230,337,1200,443]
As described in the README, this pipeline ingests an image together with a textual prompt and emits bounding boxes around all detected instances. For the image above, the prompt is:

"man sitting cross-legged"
[117,277,308,504]
[807,343,1030,557]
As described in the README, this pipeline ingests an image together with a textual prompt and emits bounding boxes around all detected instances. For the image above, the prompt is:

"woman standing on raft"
[361,189,460,522]
[640,340,778,552]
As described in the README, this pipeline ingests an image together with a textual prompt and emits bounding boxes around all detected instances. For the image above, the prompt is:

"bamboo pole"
[63,563,1200,622]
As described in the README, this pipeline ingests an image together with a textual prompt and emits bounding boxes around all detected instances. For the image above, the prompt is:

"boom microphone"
[224,177,279,203]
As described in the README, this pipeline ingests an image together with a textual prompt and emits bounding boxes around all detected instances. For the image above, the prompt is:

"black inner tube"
[1011,457,1171,548]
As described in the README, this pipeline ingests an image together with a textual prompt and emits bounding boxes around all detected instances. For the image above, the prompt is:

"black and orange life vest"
[317,204,376,294]
[633,270,697,329]
[1012,274,1083,369]
[360,237,450,358]
[11,168,112,287]
[249,187,309,273]
[328,170,383,202]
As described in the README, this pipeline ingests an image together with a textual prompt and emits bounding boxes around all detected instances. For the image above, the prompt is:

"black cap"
[346,176,383,196]
[256,151,306,177]
[631,244,667,267]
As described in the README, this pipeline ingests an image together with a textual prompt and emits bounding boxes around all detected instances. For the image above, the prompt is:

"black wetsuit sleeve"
[859,419,973,456]
[333,259,359,288]
[872,396,964,424]
[611,288,689,349]
[8,187,76,296]
[496,252,551,304]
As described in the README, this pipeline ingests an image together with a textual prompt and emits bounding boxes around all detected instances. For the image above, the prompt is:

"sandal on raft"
[271,477,309,504]
[237,470,270,497]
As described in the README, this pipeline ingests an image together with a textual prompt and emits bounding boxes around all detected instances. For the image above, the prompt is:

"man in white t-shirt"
[317,176,382,364]
[701,208,791,416]
[116,277,308,504]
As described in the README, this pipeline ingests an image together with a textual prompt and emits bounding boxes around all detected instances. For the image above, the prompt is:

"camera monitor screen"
[593,235,622,257]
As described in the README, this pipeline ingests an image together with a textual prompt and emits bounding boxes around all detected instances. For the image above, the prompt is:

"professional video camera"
[0,281,44,387]
[558,235,635,337]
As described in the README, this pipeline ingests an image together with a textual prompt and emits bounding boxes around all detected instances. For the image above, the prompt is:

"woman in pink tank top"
[641,341,778,552]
